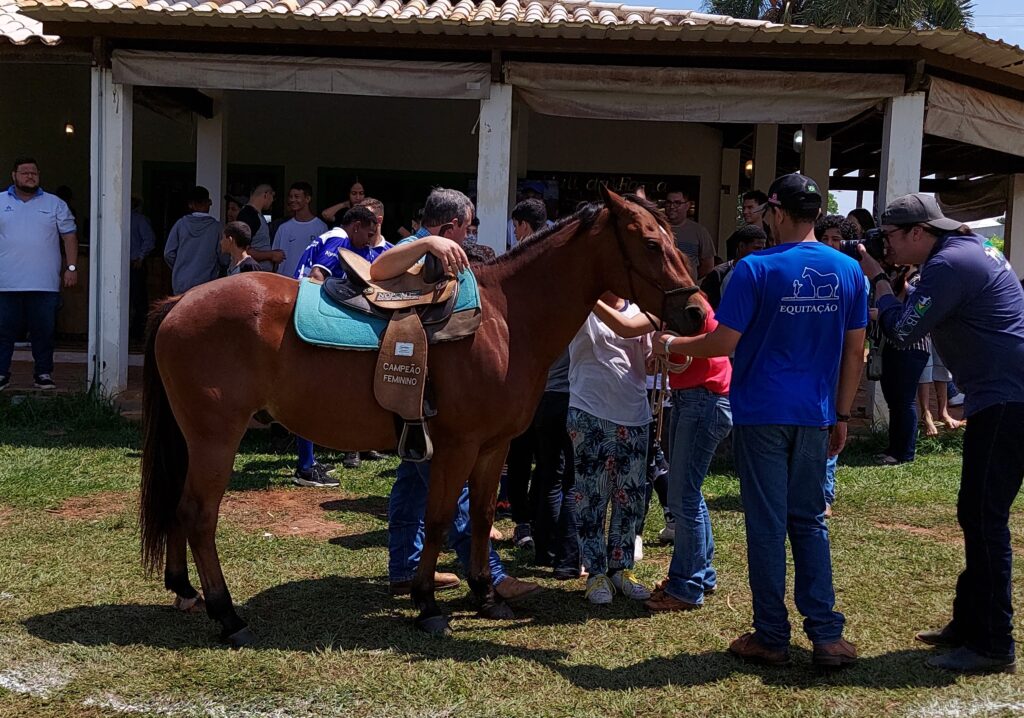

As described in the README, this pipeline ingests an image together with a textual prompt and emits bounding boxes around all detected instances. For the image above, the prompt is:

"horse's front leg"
[410,446,476,637]
[467,442,513,619]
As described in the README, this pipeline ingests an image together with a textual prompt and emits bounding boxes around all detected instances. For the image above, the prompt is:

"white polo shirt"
[0,186,76,292]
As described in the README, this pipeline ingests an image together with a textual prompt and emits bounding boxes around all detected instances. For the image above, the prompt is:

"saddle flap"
[337,248,374,287]
[374,309,428,421]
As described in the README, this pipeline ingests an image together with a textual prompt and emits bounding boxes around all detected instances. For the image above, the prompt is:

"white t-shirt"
[568,303,652,426]
[0,187,76,292]
[272,216,328,279]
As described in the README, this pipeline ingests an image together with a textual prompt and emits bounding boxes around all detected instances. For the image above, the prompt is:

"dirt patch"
[0,505,14,527]
[47,491,130,521]
[221,488,369,541]
[872,521,963,546]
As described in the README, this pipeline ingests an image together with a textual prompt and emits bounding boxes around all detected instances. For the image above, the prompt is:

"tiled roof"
[1,1,57,43]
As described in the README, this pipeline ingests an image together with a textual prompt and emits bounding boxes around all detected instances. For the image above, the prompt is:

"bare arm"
[653,324,740,359]
[828,327,867,457]
[593,300,657,339]
[368,236,468,281]
[310,267,327,282]
[61,232,78,288]
[321,201,350,224]
[248,247,285,265]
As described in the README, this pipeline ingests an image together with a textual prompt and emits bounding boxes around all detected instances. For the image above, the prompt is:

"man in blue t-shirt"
[859,193,1024,675]
[654,174,867,669]
[294,205,386,282]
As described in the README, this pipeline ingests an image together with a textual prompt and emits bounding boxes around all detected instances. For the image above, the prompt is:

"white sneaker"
[949,392,966,407]
[611,569,651,600]
[658,521,676,544]
[634,535,644,561]
[585,574,614,605]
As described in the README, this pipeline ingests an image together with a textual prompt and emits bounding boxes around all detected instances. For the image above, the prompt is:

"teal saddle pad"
[293,270,481,350]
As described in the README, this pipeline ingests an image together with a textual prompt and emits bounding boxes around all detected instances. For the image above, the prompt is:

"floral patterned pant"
[567,407,649,576]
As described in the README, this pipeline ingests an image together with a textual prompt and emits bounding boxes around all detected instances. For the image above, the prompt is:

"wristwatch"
[66,264,77,272]
[836,413,851,423]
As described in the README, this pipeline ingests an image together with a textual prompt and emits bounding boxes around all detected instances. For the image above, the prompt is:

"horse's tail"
[140,296,188,575]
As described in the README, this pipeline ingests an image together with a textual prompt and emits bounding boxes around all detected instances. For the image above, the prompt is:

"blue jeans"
[824,455,837,506]
[733,424,845,649]
[665,388,732,605]
[0,291,60,376]
[880,345,930,462]
[387,459,507,584]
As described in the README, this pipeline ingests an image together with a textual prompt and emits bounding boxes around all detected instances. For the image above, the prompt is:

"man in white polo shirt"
[0,157,78,391]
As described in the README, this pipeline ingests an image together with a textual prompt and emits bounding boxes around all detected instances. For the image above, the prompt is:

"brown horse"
[140,188,704,645]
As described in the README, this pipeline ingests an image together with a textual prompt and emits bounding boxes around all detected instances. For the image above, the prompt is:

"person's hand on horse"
[652,330,680,357]
[425,236,470,276]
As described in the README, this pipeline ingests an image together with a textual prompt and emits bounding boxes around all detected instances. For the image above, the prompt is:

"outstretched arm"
[653,324,740,359]
[593,300,657,339]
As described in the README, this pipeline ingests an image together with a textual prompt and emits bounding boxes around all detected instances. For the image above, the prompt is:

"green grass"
[1,393,1022,718]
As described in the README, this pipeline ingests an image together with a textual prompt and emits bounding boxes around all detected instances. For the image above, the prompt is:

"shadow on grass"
[328,529,389,549]
[23,576,954,691]
[706,494,744,513]
[321,496,389,519]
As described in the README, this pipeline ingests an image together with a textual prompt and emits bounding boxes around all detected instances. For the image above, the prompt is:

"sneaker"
[33,374,56,390]
[512,523,534,549]
[948,392,966,407]
[292,463,339,487]
[342,452,361,469]
[658,521,676,544]
[361,450,386,461]
[0,374,9,391]
[610,569,651,600]
[585,574,614,605]
[634,535,644,561]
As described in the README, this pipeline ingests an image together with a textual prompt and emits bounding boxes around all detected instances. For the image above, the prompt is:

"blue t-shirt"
[877,233,1024,417]
[294,228,393,280]
[0,186,77,292]
[716,241,868,427]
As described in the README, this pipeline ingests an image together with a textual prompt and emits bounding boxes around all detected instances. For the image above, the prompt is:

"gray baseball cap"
[881,193,961,232]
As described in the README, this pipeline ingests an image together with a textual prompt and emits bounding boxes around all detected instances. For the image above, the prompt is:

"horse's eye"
[645,239,661,252]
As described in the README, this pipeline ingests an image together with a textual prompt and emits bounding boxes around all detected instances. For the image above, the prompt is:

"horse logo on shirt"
[797,267,839,300]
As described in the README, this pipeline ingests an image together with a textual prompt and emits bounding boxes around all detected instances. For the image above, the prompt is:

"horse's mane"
[482,201,604,270]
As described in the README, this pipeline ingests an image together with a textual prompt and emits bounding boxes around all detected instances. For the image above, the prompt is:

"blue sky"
[650,0,1024,49]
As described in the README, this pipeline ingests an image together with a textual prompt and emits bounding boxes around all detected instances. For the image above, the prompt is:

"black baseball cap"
[763,173,823,212]
[881,193,961,232]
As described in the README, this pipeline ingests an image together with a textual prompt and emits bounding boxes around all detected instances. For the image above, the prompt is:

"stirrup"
[398,420,433,463]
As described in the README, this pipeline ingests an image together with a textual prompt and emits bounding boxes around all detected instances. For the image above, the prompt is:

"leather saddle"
[321,248,481,463]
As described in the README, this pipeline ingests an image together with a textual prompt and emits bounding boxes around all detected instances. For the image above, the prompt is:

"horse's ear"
[599,184,630,217]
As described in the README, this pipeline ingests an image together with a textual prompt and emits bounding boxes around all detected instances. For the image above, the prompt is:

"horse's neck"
[479,226,607,373]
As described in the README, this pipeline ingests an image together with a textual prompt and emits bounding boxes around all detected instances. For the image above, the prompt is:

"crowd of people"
[4,156,1024,676]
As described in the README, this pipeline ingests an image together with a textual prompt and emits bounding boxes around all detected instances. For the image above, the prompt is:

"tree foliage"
[702,0,974,30]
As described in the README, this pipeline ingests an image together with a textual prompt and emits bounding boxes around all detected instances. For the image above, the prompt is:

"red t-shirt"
[668,309,732,395]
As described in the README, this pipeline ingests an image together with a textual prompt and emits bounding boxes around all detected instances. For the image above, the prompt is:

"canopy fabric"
[925,76,1024,159]
[507,62,905,124]
[112,50,491,100]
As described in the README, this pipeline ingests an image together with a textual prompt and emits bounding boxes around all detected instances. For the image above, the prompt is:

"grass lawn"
[1,393,1022,717]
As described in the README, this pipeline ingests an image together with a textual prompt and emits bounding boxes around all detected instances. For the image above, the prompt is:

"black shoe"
[926,646,1016,674]
[292,463,339,487]
[33,374,56,390]
[319,462,337,475]
[916,622,964,648]
[342,452,361,469]
[361,450,385,461]
[0,374,9,391]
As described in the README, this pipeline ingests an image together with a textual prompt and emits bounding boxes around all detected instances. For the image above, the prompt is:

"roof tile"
[1,0,57,42]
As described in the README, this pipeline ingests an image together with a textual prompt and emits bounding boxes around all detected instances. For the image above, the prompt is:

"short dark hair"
[728,224,767,248]
[223,221,252,248]
[340,205,379,228]
[12,156,37,172]
[847,208,876,233]
[421,187,474,228]
[289,181,313,197]
[775,205,821,224]
[511,198,547,231]
[742,190,768,205]
[665,185,692,201]
[814,214,858,242]
[188,186,211,204]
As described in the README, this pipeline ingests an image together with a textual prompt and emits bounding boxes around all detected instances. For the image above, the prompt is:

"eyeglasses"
[664,200,688,206]
[15,170,39,177]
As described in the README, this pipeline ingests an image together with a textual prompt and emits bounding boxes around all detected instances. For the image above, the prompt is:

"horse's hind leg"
[179,437,252,647]
[165,519,203,613]
[467,443,512,619]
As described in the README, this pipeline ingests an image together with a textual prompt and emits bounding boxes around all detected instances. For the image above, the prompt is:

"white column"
[753,124,778,192]
[88,67,133,395]
[799,124,832,197]
[718,148,741,256]
[195,93,225,219]
[476,83,513,257]
[1007,174,1024,279]
[878,93,925,207]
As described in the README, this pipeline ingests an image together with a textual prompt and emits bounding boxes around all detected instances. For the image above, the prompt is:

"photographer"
[858,193,1024,675]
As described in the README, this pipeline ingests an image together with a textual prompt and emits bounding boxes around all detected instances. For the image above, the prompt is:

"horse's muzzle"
[662,287,705,336]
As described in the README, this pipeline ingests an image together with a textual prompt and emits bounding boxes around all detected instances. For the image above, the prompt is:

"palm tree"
[702,0,975,30]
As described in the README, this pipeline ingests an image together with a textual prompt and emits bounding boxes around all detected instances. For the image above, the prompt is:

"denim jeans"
[880,345,930,462]
[665,388,732,605]
[951,402,1024,659]
[824,455,837,506]
[530,391,579,572]
[0,291,60,376]
[506,426,536,524]
[387,459,507,584]
[733,424,845,649]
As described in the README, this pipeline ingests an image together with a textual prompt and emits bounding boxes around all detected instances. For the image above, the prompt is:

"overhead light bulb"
[64,123,75,136]
[793,129,804,152]
[744,159,754,178]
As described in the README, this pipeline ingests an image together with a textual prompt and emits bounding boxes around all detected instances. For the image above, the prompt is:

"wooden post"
[87,67,133,395]
[800,124,832,197]
[476,83,513,257]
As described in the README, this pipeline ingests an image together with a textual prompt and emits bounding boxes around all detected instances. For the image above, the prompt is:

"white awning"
[507,62,905,124]
[925,76,1024,159]
[112,50,491,101]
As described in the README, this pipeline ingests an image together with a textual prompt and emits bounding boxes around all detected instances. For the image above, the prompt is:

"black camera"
[839,228,886,262]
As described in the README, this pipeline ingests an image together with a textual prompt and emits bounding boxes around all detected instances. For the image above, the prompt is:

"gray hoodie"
[164,213,223,294]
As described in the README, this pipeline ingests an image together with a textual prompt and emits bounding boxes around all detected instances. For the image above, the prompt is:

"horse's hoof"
[224,626,256,649]
[415,614,452,637]
[479,602,515,620]
[172,594,206,614]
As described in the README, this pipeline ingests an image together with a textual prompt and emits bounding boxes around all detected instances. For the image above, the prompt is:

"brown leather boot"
[812,637,857,668]
[493,576,541,603]
[645,591,701,613]
[388,572,461,596]
[728,632,790,666]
